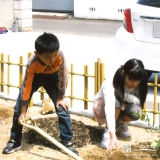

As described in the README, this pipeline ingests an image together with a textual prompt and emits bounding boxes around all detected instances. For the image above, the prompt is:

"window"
[137,0,160,7]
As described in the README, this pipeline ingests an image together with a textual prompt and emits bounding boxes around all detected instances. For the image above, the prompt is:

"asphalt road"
[33,17,123,37]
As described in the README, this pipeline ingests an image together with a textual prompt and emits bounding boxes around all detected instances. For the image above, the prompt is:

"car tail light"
[123,8,133,33]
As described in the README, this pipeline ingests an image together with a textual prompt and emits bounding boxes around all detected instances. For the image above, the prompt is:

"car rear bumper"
[115,26,160,72]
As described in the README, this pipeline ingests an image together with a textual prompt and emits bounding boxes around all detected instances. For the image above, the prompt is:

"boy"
[2,32,79,156]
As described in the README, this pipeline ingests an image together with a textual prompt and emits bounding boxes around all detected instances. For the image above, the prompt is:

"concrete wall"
[0,0,32,31]
[0,0,13,29]
[74,0,136,20]
[13,0,33,31]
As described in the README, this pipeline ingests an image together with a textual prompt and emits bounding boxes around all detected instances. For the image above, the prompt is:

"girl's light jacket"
[93,79,140,132]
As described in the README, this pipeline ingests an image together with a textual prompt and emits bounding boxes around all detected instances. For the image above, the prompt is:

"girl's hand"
[124,93,140,105]
[106,132,118,152]
[56,97,69,111]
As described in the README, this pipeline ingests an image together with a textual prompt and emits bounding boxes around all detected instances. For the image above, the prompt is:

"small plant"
[132,110,151,125]
[155,139,160,148]
[132,110,147,120]
[132,110,160,157]
[132,110,141,118]
[145,114,150,126]
[140,110,146,121]
[150,139,160,157]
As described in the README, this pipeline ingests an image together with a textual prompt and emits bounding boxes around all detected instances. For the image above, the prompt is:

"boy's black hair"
[35,32,60,54]
[113,58,148,108]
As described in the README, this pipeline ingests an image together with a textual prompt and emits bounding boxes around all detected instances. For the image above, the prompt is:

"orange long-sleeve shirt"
[20,50,69,106]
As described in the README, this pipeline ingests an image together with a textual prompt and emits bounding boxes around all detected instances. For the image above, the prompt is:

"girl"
[93,58,148,151]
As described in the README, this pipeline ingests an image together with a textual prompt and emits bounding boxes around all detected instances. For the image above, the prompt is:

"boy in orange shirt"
[2,32,79,156]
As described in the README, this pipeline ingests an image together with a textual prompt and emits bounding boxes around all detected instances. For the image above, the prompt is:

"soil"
[0,98,159,160]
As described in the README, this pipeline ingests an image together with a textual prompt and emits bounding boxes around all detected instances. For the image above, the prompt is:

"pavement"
[32,11,73,20]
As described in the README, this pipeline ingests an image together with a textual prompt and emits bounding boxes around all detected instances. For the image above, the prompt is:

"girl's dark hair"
[35,32,59,54]
[113,59,148,108]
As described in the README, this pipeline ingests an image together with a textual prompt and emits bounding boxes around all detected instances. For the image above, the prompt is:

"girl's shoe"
[100,129,110,149]
[116,122,131,138]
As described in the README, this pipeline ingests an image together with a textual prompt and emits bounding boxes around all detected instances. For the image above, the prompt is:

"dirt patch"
[24,117,104,148]
[0,98,159,160]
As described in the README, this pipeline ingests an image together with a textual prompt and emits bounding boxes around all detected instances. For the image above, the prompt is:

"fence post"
[100,63,105,85]
[97,58,101,90]
[153,74,158,126]
[28,53,33,107]
[28,52,32,58]
[158,103,160,131]
[70,64,74,108]
[94,62,98,94]
[94,58,103,94]
[40,86,45,100]
[94,59,104,121]
[84,65,88,110]
[0,54,4,92]
[19,56,23,87]
[7,55,10,94]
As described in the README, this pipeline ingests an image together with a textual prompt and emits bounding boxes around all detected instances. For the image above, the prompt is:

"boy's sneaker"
[62,141,79,156]
[100,128,110,149]
[2,139,21,154]
[116,122,131,138]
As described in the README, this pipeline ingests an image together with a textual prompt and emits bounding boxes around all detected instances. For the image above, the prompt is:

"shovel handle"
[19,117,38,129]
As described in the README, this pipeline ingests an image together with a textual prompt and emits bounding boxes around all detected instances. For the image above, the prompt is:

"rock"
[41,98,55,115]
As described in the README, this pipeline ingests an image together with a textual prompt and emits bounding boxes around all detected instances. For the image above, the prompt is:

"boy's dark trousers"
[10,71,73,143]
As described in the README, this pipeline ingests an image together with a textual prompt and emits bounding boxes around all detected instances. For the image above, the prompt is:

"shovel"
[19,117,83,160]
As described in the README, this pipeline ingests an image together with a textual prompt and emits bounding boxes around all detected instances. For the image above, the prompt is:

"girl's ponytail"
[113,67,125,106]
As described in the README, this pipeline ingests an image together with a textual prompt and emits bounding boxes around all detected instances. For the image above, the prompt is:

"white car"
[115,0,160,78]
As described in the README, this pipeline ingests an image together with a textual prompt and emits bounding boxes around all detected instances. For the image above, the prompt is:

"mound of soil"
[24,117,104,148]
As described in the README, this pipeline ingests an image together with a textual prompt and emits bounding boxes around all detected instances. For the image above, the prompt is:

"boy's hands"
[18,113,26,123]
[106,131,118,152]
[56,97,69,111]
[18,106,27,123]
